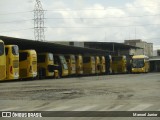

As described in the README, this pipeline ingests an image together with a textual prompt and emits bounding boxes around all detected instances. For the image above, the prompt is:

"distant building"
[53,41,84,47]
[157,50,160,56]
[153,50,158,56]
[124,39,153,57]
[153,49,160,56]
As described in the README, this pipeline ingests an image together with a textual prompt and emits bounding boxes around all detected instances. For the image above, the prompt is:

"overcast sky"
[0,0,160,50]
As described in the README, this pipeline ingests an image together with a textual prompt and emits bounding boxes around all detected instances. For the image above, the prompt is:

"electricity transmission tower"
[34,0,45,41]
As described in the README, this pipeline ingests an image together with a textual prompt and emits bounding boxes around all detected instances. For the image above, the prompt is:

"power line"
[46,23,160,28]
[47,27,104,29]
[0,3,159,15]
[0,19,33,24]
[0,11,33,15]
[43,38,160,45]
[45,13,160,20]
[0,13,159,25]
[0,28,33,33]
[46,4,160,11]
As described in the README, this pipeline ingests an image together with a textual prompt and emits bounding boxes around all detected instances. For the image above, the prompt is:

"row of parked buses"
[0,39,150,81]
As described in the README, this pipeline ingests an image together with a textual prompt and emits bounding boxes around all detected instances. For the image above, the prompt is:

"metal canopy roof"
[0,36,108,55]
[149,56,160,61]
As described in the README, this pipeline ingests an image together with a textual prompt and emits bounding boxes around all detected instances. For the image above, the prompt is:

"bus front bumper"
[132,68,145,73]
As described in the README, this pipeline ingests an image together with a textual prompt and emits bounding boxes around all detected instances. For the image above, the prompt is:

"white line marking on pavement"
[72,105,97,111]
[46,106,71,111]
[128,104,152,111]
[0,107,20,111]
[108,105,124,111]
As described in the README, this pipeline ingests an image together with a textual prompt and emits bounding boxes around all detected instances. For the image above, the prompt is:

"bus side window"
[19,52,28,61]
[0,43,4,55]
[83,57,90,63]
[5,48,8,55]
[12,46,19,55]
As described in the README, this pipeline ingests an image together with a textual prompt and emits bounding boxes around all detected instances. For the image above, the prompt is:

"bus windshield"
[132,59,144,68]
[0,42,4,56]
[12,46,19,55]
[59,56,68,69]
[71,56,75,63]
[91,57,95,62]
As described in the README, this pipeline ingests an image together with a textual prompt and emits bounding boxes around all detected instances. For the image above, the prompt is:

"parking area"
[0,73,160,119]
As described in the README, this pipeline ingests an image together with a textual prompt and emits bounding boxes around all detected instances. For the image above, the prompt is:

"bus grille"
[13,60,19,68]
[0,65,5,80]
[20,69,27,78]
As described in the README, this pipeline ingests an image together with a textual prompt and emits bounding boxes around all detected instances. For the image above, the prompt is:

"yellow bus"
[105,55,112,74]
[95,56,101,74]
[53,54,68,77]
[37,53,54,78]
[0,40,6,81]
[64,54,76,75]
[112,55,127,74]
[75,55,83,75]
[19,50,37,79]
[100,56,106,74]
[83,56,96,75]
[132,55,150,73]
[5,45,19,80]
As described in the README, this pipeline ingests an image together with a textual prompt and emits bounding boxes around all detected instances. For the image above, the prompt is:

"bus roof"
[38,52,53,55]
[0,39,4,43]
[20,50,36,53]
[132,55,149,59]
[5,45,17,47]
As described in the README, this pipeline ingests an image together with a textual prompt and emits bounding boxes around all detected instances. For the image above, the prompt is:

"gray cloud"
[0,0,160,50]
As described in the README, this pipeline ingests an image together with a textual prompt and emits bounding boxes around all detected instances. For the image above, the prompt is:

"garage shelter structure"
[54,41,141,56]
[149,56,160,72]
[84,42,141,56]
[0,36,108,56]
[0,36,142,57]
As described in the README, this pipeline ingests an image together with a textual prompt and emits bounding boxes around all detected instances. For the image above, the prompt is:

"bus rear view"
[37,53,54,78]
[83,56,96,75]
[75,55,83,75]
[112,56,127,74]
[100,56,106,74]
[5,45,19,80]
[19,50,37,79]
[0,40,6,81]
[65,54,76,76]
